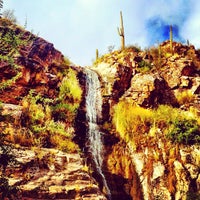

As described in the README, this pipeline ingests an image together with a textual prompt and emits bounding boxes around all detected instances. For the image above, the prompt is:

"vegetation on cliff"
[113,100,200,148]
[0,17,88,199]
[93,36,200,199]
[0,17,82,151]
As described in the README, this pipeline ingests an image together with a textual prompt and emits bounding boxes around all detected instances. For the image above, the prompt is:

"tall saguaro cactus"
[96,49,99,60]
[170,25,173,54]
[117,11,125,50]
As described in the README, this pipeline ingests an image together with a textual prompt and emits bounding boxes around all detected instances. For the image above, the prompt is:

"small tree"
[0,0,3,14]
[2,9,17,24]
[108,45,115,53]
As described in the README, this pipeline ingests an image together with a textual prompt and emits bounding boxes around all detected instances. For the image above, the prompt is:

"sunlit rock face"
[0,23,107,199]
[4,147,107,199]
[91,41,200,199]
[93,42,199,109]
[0,26,64,104]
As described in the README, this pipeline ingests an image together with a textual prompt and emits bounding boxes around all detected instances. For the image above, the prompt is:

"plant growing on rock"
[0,25,32,91]
[170,25,173,54]
[176,90,195,105]
[167,119,200,145]
[59,68,82,104]
[2,9,17,24]
[112,99,153,149]
[21,90,79,151]
[137,60,152,73]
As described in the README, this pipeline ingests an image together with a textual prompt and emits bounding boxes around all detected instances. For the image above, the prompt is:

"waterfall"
[85,69,111,199]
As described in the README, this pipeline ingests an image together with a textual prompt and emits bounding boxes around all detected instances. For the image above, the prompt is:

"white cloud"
[181,1,200,47]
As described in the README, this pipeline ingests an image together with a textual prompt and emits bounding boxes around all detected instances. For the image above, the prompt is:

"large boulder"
[124,73,177,107]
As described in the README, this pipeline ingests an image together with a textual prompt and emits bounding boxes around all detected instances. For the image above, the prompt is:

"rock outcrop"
[0,20,106,199]
[93,42,200,109]
[92,41,200,199]
[0,25,65,104]
[3,147,106,200]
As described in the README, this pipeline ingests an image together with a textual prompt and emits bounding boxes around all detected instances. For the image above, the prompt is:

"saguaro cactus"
[96,49,99,60]
[117,11,125,50]
[170,25,173,53]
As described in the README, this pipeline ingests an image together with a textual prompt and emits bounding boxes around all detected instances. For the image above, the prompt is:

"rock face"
[123,73,177,107]
[93,43,200,108]
[0,26,64,104]
[0,21,106,199]
[5,147,106,200]
[105,140,200,200]
[91,42,200,199]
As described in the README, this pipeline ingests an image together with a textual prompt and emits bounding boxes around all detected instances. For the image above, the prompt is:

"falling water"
[85,69,111,199]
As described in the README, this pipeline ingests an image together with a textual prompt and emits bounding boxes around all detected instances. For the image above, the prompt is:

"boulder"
[124,73,177,107]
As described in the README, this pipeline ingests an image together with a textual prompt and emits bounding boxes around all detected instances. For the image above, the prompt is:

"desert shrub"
[63,56,71,66]
[137,60,152,73]
[21,90,78,151]
[167,119,200,144]
[2,9,17,24]
[176,90,195,105]
[59,68,82,104]
[0,71,22,91]
[112,99,153,147]
[0,27,32,91]
[153,105,181,126]
[50,134,78,152]
[112,101,199,149]
[0,28,29,56]
[125,45,141,52]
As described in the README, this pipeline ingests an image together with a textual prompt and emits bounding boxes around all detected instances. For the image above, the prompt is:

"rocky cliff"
[91,42,200,200]
[0,18,106,199]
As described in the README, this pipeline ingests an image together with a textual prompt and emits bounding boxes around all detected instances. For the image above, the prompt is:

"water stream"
[85,69,111,199]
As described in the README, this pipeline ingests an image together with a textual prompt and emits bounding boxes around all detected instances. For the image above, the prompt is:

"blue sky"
[3,0,200,66]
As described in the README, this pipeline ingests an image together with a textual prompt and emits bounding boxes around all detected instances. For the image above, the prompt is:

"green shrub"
[0,27,32,91]
[153,105,181,125]
[176,90,195,105]
[112,100,153,147]
[137,60,152,73]
[59,68,82,104]
[167,119,200,144]
[112,101,200,149]
[125,45,141,52]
